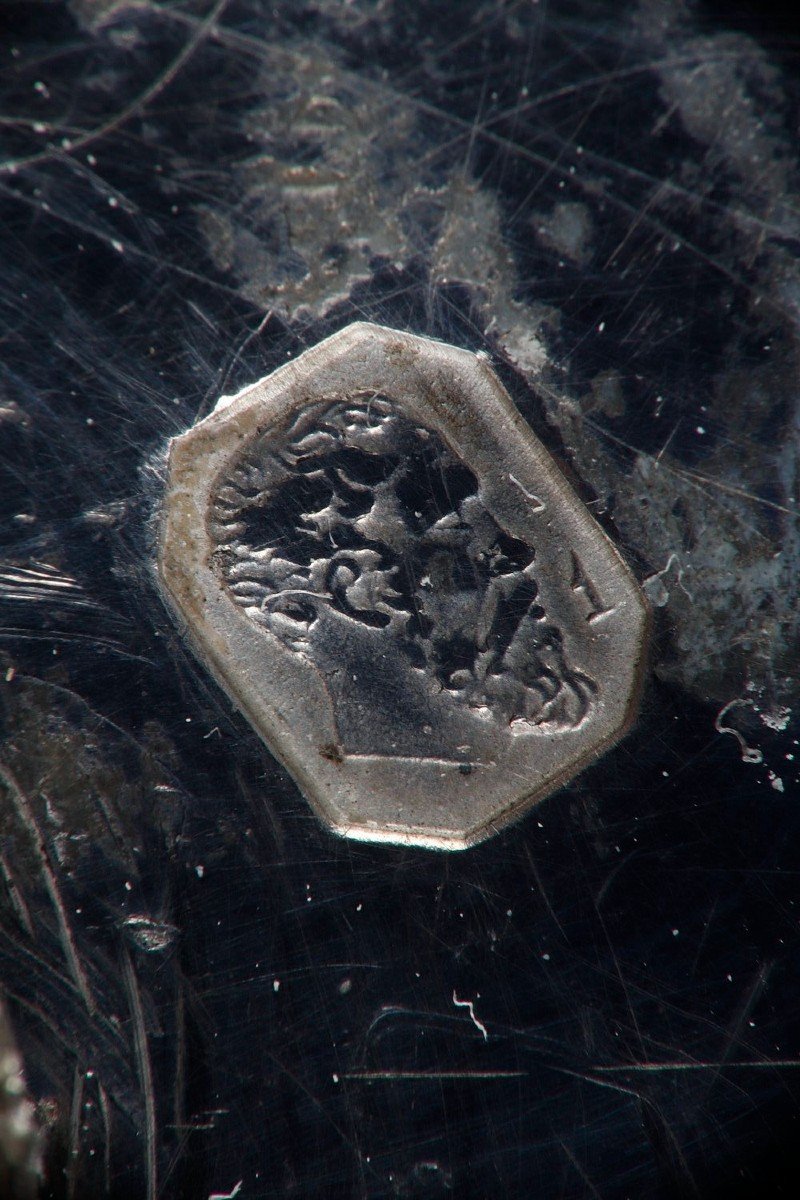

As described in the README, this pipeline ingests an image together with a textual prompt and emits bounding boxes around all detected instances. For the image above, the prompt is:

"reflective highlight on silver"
[157,323,648,849]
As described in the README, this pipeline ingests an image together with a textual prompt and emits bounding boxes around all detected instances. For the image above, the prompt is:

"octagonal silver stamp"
[157,322,648,849]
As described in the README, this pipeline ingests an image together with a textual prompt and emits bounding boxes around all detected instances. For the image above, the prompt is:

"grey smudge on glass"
[157,323,649,848]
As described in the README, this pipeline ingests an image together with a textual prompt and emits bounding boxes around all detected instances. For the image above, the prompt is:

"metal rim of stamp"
[157,322,649,850]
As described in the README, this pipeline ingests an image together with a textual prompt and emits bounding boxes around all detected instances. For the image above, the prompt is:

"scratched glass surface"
[0,2,799,1198]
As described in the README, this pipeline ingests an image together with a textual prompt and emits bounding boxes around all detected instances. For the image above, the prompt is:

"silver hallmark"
[157,323,649,849]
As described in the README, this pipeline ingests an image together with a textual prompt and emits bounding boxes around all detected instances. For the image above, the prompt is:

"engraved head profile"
[209,392,595,758]
[157,322,648,848]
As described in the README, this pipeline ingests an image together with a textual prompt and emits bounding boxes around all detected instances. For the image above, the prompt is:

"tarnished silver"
[157,323,648,849]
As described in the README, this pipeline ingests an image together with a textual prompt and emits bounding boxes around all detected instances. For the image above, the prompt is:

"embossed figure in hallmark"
[210,393,595,758]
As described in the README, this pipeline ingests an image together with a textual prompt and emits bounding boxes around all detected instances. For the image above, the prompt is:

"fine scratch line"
[97,1083,112,1200]
[0,762,96,1014]
[343,1070,524,1080]
[122,946,157,1200]
[66,1063,84,1200]
[452,991,489,1041]
[593,1059,800,1073]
